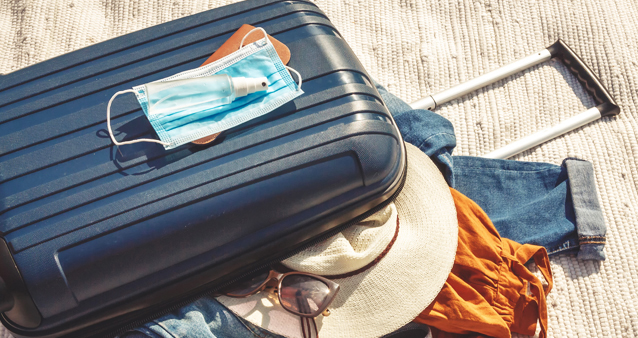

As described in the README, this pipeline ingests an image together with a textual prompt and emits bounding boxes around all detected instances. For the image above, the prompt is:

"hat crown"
[282,204,397,276]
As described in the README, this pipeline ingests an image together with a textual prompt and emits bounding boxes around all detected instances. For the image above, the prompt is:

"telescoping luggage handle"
[410,39,620,159]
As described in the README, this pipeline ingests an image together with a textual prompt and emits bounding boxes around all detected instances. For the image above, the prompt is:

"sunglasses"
[221,268,340,318]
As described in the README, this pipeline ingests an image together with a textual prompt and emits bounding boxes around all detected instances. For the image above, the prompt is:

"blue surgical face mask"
[106,27,303,149]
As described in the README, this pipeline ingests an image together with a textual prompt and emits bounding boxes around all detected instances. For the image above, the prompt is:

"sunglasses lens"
[222,270,270,296]
[279,275,331,315]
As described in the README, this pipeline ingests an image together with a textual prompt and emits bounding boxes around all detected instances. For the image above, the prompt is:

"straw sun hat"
[218,143,458,338]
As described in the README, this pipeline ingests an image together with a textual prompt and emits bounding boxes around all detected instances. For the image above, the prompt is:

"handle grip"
[548,39,619,116]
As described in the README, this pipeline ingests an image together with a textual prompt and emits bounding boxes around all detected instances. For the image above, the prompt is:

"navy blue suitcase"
[0,0,406,336]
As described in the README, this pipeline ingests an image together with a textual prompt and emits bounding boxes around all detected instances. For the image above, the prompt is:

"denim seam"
[579,236,606,244]
[579,235,606,239]
[414,132,456,151]
[453,167,560,173]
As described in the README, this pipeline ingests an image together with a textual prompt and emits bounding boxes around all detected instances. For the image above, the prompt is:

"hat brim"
[217,143,458,338]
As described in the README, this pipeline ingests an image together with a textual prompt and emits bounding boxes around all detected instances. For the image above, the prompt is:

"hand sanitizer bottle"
[145,74,269,116]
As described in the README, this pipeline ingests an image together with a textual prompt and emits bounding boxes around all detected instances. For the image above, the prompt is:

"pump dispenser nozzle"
[231,77,269,97]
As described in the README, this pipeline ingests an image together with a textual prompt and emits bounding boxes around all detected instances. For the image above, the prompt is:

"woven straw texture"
[1,1,637,337]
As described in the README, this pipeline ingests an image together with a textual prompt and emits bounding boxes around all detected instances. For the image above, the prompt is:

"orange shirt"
[415,189,553,338]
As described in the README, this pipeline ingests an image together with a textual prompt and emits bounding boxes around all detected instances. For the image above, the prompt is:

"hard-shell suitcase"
[0,0,406,336]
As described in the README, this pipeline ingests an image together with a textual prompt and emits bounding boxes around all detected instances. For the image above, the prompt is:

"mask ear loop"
[239,27,268,48]
[238,28,302,91]
[285,66,303,91]
[107,89,170,147]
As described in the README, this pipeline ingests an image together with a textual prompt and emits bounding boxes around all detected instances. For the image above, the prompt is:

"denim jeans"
[377,83,606,261]
[119,297,285,338]
[121,297,430,338]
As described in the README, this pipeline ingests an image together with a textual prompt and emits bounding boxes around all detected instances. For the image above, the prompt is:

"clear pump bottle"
[145,74,269,116]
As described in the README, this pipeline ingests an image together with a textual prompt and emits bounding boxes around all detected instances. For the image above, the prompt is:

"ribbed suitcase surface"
[0,0,405,336]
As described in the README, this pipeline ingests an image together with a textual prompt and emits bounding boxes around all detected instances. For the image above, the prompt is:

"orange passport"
[193,24,291,145]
